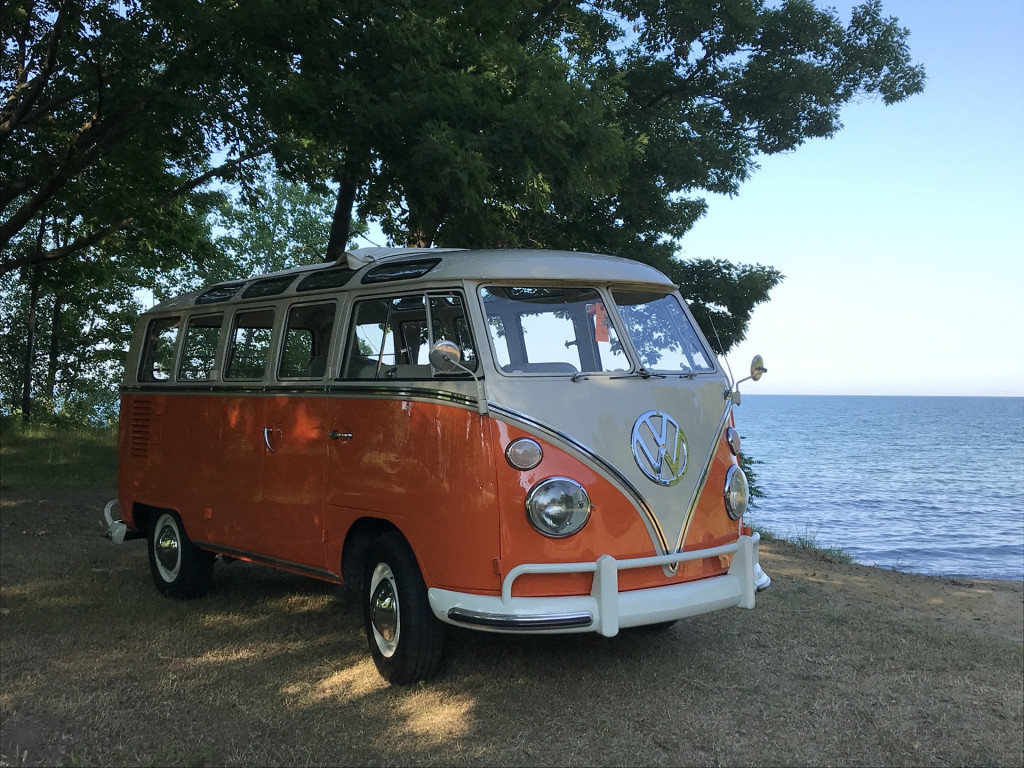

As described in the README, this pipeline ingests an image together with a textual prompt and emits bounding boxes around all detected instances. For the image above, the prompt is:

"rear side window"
[139,317,180,382]
[178,314,223,381]
[226,309,275,380]
[278,303,336,379]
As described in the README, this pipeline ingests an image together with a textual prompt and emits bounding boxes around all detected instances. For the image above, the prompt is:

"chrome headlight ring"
[726,427,742,456]
[525,477,592,538]
[723,465,749,521]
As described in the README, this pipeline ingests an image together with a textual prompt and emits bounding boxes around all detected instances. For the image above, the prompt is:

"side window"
[139,317,180,382]
[178,314,223,381]
[340,293,477,379]
[341,296,428,380]
[429,295,477,370]
[226,309,275,380]
[278,302,336,379]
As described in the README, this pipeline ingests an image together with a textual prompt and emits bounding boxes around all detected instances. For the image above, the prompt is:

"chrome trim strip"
[488,403,669,554]
[195,542,341,582]
[325,384,479,409]
[446,608,594,630]
[120,384,481,410]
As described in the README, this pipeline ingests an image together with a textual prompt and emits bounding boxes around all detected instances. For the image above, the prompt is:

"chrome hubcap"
[155,518,180,579]
[369,563,399,657]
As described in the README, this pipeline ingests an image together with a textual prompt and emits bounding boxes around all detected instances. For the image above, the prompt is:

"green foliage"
[0,175,344,423]
[670,259,785,352]
[212,170,367,278]
[739,449,767,510]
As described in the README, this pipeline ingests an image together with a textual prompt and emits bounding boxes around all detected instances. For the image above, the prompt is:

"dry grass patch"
[1,484,1021,767]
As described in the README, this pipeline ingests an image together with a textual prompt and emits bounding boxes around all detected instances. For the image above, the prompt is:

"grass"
[2,425,1022,766]
[0,417,117,492]
[753,523,855,564]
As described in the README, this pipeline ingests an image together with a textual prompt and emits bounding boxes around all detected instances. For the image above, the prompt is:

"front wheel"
[363,532,444,684]
[148,511,214,599]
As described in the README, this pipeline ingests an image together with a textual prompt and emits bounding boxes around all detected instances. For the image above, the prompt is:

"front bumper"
[429,533,764,637]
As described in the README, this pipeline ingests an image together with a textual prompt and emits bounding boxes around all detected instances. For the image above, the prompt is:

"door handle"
[328,430,353,440]
[263,427,276,453]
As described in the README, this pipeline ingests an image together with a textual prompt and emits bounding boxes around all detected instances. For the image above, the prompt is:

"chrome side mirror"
[429,339,463,373]
[749,355,767,382]
[729,354,767,405]
[429,339,489,416]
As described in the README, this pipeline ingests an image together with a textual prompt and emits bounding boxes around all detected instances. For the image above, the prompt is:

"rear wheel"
[362,532,444,684]
[148,511,214,599]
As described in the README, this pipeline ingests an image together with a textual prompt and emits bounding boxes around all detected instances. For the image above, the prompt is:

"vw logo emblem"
[631,410,688,486]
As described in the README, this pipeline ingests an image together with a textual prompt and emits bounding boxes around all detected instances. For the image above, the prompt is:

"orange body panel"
[321,396,500,591]
[120,391,501,589]
[119,391,742,597]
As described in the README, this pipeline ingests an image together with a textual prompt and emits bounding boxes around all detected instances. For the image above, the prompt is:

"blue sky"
[680,0,1024,397]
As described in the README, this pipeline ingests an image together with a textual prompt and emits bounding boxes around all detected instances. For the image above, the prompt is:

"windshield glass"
[612,290,716,374]
[480,286,629,374]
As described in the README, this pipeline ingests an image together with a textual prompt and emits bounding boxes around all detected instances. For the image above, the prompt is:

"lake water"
[734,395,1024,581]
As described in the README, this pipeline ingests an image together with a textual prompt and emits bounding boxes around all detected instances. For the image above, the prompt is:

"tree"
[0,171,355,422]
[276,0,922,348]
[0,0,353,275]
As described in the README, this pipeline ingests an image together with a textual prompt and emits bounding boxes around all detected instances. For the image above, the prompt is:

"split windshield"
[480,286,715,375]
[612,290,715,374]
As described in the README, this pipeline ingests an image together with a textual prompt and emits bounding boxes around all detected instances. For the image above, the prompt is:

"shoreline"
[758,537,1024,645]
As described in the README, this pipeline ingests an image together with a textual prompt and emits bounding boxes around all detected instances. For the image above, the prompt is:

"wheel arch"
[341,517,407,594]
[131,502,179,538]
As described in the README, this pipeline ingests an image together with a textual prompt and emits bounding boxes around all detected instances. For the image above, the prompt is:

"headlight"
[723,465,749,520]
[525,477,592,537]
[726,427,741,456]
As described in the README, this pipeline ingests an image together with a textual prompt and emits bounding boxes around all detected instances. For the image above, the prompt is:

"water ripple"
[740,395,1024,580]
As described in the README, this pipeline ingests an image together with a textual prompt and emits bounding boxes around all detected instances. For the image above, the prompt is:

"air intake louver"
[129,398,153,458]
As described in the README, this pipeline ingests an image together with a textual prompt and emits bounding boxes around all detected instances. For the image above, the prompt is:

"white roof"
[150,247,675,312]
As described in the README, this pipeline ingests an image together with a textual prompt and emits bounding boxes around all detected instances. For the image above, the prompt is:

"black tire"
[629,620,678,632]
[363,532,444,684]
[148,511,214,600]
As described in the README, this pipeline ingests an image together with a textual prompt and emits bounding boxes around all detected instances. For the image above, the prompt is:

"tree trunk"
[47,294,64,398]
[406,198,448,249]
[325,175,358,263]
[20,263,41,422]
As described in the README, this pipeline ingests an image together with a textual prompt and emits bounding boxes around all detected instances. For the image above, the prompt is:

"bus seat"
[502,362,578,374]
[308,355,327,377]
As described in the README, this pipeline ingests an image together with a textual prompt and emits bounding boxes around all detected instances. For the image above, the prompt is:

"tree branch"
[0,0,71,144]
[518,0,573,45]
[0,37,209,249]
[0,151,268,276]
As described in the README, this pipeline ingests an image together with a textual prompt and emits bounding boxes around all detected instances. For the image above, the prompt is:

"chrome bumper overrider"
[429,533,763,637]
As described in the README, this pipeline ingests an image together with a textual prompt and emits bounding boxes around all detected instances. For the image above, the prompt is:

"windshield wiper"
[612,367,665,380]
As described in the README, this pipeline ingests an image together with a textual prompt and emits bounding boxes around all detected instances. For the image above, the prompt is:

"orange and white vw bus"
[105,247,769,684]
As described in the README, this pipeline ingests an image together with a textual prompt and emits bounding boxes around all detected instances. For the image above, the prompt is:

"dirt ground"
[1,489,1022,767]
[757,538,1024,645]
